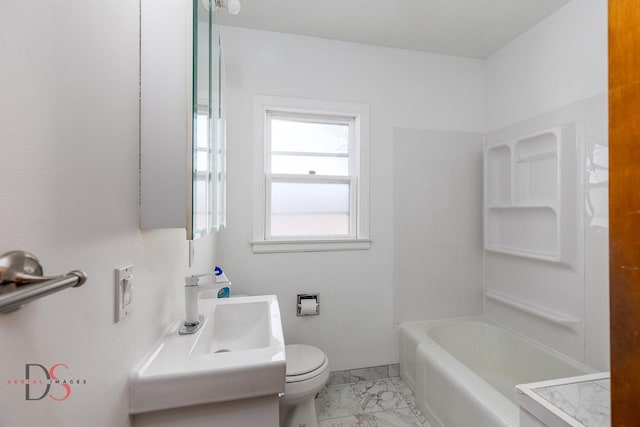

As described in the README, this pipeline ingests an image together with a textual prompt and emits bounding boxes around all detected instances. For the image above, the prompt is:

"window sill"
[250,238,371,254]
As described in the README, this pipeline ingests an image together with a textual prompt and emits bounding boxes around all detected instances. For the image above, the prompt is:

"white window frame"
[252,96,371,253]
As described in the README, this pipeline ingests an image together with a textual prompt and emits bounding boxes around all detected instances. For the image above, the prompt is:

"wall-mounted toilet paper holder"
[297,293,319,316]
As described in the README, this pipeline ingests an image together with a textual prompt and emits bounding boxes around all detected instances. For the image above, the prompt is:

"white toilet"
[279,344,330,427]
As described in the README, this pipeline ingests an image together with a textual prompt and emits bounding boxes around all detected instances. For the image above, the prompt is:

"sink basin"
[191,300,271,355]
[130,295,286,414]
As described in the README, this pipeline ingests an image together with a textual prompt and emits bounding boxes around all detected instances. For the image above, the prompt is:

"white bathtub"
[399,317,592,427]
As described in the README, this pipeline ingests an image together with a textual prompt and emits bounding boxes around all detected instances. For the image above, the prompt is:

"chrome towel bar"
[0,251,87,313]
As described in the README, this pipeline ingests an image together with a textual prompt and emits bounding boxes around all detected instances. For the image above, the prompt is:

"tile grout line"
[328,363,401,386]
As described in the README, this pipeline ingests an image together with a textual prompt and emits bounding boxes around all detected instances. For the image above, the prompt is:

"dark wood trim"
[609,1,640,425]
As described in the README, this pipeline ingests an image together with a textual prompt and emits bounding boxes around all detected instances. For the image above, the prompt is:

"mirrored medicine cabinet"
[140,0,226,239]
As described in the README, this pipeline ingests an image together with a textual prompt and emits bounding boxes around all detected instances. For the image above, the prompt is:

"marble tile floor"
[315,377,432,427]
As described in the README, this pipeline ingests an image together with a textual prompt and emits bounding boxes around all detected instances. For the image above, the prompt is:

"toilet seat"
[285,344,328,383]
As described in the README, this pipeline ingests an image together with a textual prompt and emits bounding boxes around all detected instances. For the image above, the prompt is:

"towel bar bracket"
[0,251,87,313]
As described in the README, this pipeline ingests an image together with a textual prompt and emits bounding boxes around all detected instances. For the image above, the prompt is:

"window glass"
[270,118,350,176]
[270,181,350,237]
[196,113,210,149]
[271,118,349,154]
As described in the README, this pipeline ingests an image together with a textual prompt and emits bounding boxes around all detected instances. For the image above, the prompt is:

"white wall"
[0,1,216,426]
[483,0,609,369]
[218,26,485,370]
[484,0,608,132]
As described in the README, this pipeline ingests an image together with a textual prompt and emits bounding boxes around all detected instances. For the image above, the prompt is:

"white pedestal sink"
[130,295,286,427]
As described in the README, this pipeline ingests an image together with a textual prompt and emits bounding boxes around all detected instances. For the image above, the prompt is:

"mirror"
[191,0,226,239]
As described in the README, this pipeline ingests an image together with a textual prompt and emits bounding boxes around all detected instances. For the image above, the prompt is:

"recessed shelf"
[514,130,558,205]
[486,206,558,258]
[515,150,557,163]
[484,126,569,262]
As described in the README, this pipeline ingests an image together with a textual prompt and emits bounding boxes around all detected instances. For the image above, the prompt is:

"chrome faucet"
[179,273,231,335]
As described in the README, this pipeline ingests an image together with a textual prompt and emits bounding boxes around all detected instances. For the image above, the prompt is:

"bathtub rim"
[399,315,595,380]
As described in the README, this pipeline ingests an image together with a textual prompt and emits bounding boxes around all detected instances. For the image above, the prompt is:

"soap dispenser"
[214,266,230,298]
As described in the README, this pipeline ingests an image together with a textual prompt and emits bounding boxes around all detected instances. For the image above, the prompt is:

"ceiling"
[218,0,570,59]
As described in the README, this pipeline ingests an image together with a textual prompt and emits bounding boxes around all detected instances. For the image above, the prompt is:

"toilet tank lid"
[285,344,326,376]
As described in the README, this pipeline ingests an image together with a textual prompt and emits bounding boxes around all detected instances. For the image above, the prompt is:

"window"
[252,96,370,253]
[192,108,214,239]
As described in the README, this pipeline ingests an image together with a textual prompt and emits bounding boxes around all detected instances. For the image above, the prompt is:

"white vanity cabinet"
[132,397,279,427]
[140,0,225,239]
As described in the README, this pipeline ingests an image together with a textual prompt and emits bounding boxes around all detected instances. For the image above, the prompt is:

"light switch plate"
[115,265,134,323]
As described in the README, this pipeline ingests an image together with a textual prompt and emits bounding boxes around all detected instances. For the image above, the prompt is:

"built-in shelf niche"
[484,126,574,262]
[514,132,558,205]
[486,206,558,261]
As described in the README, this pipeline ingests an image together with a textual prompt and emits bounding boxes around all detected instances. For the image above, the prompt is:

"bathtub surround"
[483,95,608,368]
[484,100,587,363]
[583,95,609,371]
[393,129,484,324]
